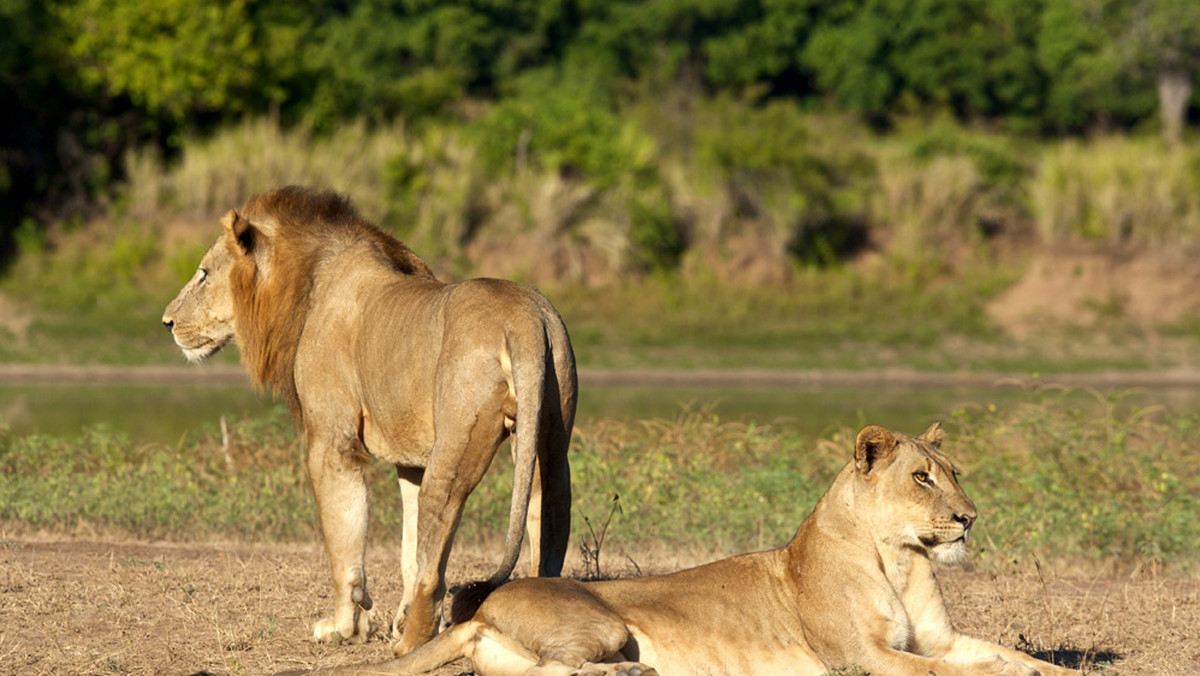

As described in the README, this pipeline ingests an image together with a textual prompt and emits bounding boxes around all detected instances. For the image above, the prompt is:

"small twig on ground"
[579,494,621,581]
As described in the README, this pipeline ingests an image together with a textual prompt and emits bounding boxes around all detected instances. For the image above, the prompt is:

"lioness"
[162,186,577,655]
[311,423,1076,676]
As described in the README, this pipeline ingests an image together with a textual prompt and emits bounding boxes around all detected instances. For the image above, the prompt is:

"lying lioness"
[311,423,1077,676]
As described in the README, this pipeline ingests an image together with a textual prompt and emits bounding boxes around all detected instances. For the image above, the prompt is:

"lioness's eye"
[197,268,208,284]
[913,471,930,485]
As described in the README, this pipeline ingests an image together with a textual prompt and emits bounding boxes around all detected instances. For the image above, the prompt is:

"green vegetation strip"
[2,392,1196,572]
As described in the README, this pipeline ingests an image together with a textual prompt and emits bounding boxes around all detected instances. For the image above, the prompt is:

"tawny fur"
[303,424,1078,676]
[163,186,577,655]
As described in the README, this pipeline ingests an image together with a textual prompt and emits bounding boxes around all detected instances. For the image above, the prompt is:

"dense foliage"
[4,0,1200,257]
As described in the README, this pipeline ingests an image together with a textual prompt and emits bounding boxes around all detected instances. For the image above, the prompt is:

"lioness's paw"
[986,658,1038,676]
[1039,666,1079,676]
[573,662,658,676]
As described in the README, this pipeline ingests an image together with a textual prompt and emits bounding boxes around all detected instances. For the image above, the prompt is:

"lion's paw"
[312,617,345,644]
[311,607,375,645]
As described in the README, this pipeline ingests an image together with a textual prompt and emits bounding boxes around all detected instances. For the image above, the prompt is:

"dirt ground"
[1,536,1196,676]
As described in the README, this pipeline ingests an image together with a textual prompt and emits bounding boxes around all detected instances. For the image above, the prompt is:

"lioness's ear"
[855,425,897,473]
[918,421,945,449]
[221,209,257,256]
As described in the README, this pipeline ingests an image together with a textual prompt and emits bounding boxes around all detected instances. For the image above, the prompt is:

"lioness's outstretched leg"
[943,635,1077,675]
[393,383,509,655]
[308,432,374,643]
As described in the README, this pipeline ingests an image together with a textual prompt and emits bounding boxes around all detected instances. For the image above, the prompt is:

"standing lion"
[162,186,577,655]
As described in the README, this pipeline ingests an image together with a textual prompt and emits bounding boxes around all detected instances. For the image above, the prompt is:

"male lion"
[307,423,1076,676]
[162,186,577,655]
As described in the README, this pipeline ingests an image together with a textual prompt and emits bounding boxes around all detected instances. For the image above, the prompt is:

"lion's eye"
[197,268,208,284]
[913,471,931,485]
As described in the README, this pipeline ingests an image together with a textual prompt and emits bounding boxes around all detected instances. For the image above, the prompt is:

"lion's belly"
[626,625,827,676]
[361,409,435,467]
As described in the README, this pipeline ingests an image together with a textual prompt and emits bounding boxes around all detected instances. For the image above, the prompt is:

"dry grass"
[1,534,1192,675]
[1031,137,1200,245]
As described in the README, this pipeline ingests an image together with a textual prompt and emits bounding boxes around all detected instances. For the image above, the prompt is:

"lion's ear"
[855,425,897,473]
[221,209,258,256]
[918,421,945,449]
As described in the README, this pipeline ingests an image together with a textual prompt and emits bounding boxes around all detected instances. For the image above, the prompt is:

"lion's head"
[852,423,977,564]
[162,231,236,363]
[163,186,436,411]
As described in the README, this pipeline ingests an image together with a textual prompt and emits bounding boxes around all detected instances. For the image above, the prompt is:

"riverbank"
[8,362,1200,389]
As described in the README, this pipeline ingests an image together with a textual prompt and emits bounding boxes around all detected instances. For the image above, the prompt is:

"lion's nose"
[162,316,174,332]
[952,512,976,530]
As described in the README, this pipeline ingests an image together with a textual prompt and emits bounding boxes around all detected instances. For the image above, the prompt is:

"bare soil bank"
[1,537,1195,675]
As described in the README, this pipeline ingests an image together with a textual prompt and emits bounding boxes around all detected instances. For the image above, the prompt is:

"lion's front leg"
[308,434,376,644]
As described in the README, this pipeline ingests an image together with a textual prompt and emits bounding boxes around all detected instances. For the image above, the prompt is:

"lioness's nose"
[952,512,976,529]
[162,315,174,331]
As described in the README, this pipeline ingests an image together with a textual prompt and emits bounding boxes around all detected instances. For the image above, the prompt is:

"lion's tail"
[487,324,553,590]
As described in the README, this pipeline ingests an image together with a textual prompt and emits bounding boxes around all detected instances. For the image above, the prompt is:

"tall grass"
[8,106,1200,367]
[1032,137,1200,244]
[116,111,1200,287]
[123,118,419,225]
[3,393,1196,573]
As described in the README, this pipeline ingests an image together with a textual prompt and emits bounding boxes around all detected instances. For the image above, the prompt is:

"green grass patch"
[3,392,1196,573]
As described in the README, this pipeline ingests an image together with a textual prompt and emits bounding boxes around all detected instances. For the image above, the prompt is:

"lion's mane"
[228,187,435,417]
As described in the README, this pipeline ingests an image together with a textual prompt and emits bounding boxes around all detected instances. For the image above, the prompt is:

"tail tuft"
[449,579,501,624]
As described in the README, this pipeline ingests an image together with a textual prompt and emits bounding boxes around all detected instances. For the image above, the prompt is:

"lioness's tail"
[294,620,479,676]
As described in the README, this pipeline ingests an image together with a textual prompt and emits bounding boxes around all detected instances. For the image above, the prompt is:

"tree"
[55,0,261,120]
[802,0,1046,128]
[1039,0,1200,142]
[1130,0,1200,145]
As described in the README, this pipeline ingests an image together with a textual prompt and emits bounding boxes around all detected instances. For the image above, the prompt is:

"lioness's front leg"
[943,635,1077,675]
[857,649,1039,676]
[308,433,375,644]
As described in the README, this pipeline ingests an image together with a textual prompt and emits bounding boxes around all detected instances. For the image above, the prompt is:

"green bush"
[470,67,653,189]
[690,95,877,265]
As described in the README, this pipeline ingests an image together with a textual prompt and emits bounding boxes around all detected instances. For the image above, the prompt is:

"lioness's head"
[853,423,977,564]
[161,211,247,362]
